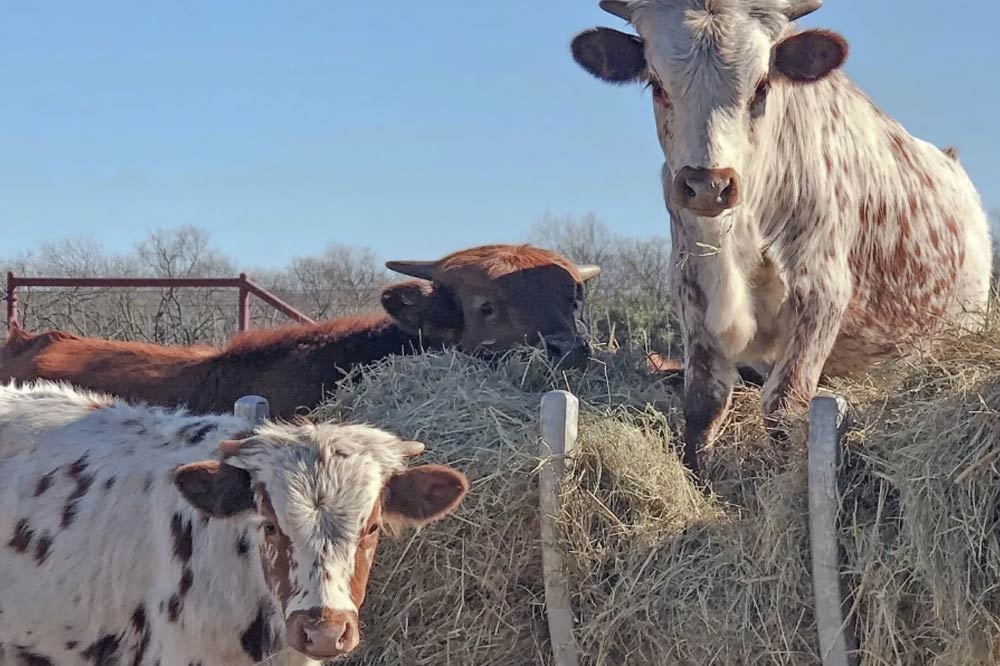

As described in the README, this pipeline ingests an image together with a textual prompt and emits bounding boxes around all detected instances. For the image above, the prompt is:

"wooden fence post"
[808,394,858,666]
[6,272,18,331]
[237,273,251,332]
[539,390,581,666]
[234,395,270,425]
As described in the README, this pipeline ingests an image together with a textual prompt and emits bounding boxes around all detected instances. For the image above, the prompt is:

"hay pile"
[315,327,1000,666]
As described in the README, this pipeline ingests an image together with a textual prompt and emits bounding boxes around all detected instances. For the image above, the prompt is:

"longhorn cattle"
[0,381,468,666]
[571,0,991,470]
[1,244,600,418]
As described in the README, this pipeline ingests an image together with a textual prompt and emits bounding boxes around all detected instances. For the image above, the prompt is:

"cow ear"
[772,29,847,83]
[173,460,255,518]
[381,281,436,333]
[382,465,469,527]
[571,27,646,84]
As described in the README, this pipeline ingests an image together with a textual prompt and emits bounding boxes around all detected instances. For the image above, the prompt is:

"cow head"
[380,244,601,368]
[173,424,468,661]
[572,0,846,218]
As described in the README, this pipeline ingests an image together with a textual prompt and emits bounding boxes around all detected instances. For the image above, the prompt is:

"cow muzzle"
[543,334,590,370]
[672,166,741,217]
[286,607,360,659]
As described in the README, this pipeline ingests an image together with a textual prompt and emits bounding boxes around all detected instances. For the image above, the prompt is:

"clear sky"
[2,1,997,268]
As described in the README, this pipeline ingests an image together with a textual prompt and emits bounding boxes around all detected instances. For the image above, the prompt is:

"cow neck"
[317,314,433,367]
[215,313,434,370]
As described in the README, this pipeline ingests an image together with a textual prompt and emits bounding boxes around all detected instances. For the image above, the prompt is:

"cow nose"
[672,166,741,217]
[286,608,360,659]
[544,336,590,369]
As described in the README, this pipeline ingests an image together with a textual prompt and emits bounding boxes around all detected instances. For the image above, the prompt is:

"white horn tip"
[577,264,602,281]
[399,440,426,458]
[599,0,632,21]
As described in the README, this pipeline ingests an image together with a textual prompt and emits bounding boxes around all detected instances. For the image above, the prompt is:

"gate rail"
[5,272,315,333]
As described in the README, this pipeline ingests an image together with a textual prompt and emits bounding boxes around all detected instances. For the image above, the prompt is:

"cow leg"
[682,340,737,473]
[760,287,848,434]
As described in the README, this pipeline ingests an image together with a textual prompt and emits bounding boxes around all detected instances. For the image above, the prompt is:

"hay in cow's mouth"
[314,313,1000,666]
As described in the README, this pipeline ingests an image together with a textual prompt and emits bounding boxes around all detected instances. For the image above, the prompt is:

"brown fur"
[1,245,593,418]
[350,502,382,608]
[437,244,581,280]
[257,489,297,610]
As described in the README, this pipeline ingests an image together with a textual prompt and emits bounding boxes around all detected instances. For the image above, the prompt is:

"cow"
[570,0,992,470]
[0,380,468,666]
[0,244,601,419]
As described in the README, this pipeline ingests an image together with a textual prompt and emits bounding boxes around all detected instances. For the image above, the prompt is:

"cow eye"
[262,521,277,536]
[366,522,381,536]
[478,302,495,317]
[646,79,669,106]
[750,80,770,118]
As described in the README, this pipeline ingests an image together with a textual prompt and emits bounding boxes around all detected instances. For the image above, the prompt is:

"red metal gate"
[5,272,315,332]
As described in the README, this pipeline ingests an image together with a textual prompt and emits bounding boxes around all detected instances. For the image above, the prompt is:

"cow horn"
[385,260,437,281]
[599,0,632,21]
[783,0,822,20]
[577,264,602,281]
[219,438,250,457]
[399,440,426,458]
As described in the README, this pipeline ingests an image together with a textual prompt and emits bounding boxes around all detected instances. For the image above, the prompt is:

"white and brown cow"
[572,0,992,470]
[0,381,467,666]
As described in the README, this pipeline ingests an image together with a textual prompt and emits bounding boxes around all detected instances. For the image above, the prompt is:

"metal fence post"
[808,394,858,666]
[6,272,18,331]
[539,390,581,666]
[234,395,270,425]
[237,273,251,332]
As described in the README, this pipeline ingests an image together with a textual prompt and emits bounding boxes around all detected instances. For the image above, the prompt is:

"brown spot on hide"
[240,606,274,662]
[16,649,53,666]
[166,595,182,622]
[34,470,57,497]
[131,606,151,666]
[82,634,120,665]
[9,519,34,553]
[131,606,146,631]
[170,513,193,563]
[62,454,94,528]
[33,533,53,565]
[258,489,297,608]
[350,502,383,607]
[179,568,193,596]
[236,533,250,557]
[178,422,216,446]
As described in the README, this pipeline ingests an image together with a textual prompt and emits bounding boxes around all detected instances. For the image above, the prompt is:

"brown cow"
[1,244,600,418]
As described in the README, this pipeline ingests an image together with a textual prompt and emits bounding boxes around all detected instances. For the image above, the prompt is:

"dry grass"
[315,324,1000,666]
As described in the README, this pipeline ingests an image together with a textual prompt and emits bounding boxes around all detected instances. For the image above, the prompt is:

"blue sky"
[2,1,997,268]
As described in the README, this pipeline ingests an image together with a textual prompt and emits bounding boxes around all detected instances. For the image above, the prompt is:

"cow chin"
[465,337,590,370]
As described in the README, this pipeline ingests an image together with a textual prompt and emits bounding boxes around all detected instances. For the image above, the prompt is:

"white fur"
[0,381,413,666]
[624,0,991,401]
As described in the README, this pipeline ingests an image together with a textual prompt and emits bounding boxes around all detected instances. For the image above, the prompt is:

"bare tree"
[530,212,620,268]
[3,227,394,347]
[287,244,387,318]
[528,214,678,352]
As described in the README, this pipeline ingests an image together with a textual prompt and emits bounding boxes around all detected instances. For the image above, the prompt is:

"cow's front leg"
[683,339,738,473]
[760,285,848,432]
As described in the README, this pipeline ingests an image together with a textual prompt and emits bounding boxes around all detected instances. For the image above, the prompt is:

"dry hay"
[314,325,1000,666]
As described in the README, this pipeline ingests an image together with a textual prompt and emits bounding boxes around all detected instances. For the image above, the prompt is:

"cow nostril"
[683,183,697,199]
[721,181,734,198]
